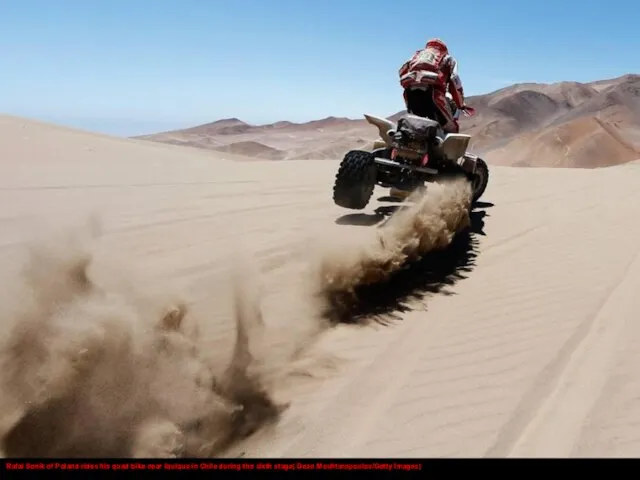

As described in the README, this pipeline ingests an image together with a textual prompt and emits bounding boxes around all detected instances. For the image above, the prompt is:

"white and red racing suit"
[398,39,466,133]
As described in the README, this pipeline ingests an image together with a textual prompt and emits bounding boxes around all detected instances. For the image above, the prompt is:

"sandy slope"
[486,116,640,168]
[1,115,640,458]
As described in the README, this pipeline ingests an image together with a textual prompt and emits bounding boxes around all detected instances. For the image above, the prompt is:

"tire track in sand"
[485,244,640,457]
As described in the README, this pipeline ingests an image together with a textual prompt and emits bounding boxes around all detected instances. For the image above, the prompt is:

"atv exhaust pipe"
[373,157,439,175]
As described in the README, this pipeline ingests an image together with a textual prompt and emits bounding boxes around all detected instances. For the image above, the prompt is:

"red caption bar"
[5,461,423,472]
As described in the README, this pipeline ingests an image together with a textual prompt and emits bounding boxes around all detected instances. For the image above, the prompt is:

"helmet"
[426,38,448,52]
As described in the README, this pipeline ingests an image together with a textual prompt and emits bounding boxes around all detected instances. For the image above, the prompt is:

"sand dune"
[2,115,640,458]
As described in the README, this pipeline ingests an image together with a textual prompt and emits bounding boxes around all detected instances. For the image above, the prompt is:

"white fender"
[363,114,397,146]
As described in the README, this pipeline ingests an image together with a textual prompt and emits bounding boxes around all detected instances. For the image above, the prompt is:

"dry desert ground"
[1,114,640,458]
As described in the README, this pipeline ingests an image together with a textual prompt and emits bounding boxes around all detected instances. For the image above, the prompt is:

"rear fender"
[364,114,397,146]
[438,134,471,161]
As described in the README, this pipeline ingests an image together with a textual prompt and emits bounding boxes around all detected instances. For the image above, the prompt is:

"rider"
[398,38,467,133]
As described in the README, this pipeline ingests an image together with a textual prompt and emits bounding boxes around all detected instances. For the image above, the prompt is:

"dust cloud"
[313,178,472,323]
[0,178,472,458]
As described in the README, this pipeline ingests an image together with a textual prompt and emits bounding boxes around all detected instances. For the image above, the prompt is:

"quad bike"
[332,103,489,210]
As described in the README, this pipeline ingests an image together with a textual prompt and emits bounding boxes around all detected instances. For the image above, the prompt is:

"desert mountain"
[136,115,369,161]
[137,74,640,168]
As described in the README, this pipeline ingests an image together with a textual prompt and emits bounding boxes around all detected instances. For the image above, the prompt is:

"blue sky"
[1,0,638,136]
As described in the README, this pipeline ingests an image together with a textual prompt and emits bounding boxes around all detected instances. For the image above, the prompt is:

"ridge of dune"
[2,115,640,459]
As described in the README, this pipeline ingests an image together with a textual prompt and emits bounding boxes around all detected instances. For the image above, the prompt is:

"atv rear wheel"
[470,157,489,203]
[333,150,377,210]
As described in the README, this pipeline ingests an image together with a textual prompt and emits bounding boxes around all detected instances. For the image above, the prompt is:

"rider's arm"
[446,58,466,109]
